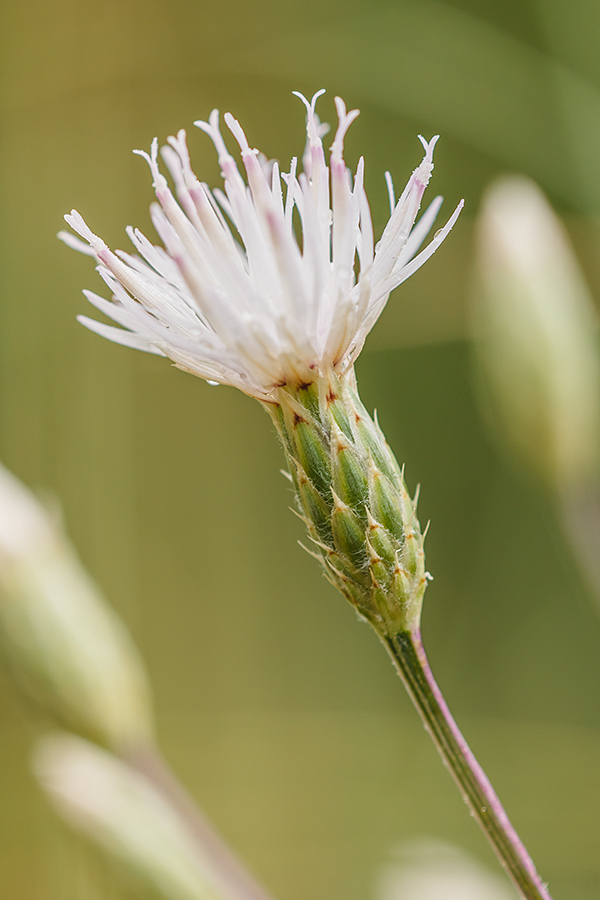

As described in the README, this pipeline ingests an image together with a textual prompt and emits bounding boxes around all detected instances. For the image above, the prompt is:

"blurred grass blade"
[34,733,231,900]
[0,462,153,749]
[471,175,600,491]
[0,460,275,900]
[472,175,600,605]
[378,840,517,900]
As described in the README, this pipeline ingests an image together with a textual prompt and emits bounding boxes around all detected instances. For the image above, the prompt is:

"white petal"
[63,94,461,397]
[58,231,97,257]
[379,199,464,296]
[77,316,166,355]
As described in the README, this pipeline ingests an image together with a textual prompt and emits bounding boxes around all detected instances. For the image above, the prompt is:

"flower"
[60,90,463,402]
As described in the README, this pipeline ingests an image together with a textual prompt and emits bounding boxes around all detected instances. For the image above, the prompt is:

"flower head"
[61,91,462,401]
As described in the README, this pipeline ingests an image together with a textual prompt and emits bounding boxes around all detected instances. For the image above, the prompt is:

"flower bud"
[472,176,600,491]
[268,373,428,634]
[0,464,152,749]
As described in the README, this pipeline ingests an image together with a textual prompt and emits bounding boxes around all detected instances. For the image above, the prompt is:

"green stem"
[383,629,552,900]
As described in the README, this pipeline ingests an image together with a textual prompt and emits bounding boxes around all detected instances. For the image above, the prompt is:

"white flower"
[60,90,463,402]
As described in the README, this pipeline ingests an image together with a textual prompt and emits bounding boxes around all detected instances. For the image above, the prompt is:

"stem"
[126,743,275,900]
[383,628,552,900]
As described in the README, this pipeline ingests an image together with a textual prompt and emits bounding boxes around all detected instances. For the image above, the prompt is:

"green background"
[1,0,600,897]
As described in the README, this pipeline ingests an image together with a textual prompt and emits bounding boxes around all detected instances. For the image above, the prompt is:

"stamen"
[282,157,298,227]
[418,134,440,162]
[331,96,360,163]
[195,109,246,187]
[166,130,198,188]
[414,135,439,186]
[133,138,168,191]
[160,145,187,195]
[194,110,230,163]
[224,113,253,157]
[293,89,326,148]
[384,172,395,215]
[57,230,97,257]
[63,211,108,255]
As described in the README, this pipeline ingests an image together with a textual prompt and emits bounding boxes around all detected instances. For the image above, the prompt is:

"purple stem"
[383,629,552,900]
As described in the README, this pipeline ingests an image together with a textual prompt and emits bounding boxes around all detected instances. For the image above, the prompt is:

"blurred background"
[1,0,600,897]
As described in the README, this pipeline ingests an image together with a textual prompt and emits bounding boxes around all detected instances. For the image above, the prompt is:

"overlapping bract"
[270,372,429,632]
[61,91,462,400]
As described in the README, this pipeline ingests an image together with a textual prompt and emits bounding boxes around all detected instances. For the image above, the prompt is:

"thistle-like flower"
[59,96,557,897]
[61,90,461,401]
[61,90,462,634]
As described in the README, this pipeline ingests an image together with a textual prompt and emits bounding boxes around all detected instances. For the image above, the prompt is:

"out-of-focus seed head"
[34,733,227,900]
[0,464,153,750]
[472,176,600,492]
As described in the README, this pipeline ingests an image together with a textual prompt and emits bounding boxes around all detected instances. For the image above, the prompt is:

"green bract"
[267,372,428,635]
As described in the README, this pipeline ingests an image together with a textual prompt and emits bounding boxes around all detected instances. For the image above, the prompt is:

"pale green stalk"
[35,733,233,900]
[267,369,552,900]
[0,462,272,900]
[0,464,153,750]
[472,175,600,609]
